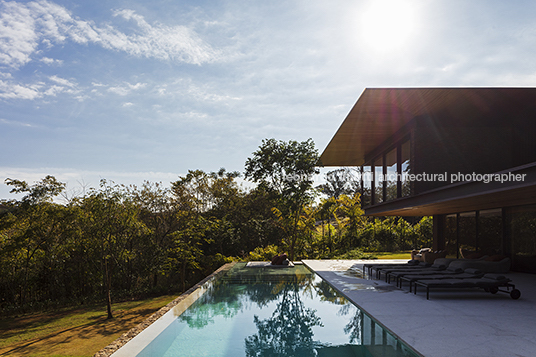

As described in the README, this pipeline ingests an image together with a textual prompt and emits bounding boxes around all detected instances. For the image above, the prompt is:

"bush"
[246,245,281,261]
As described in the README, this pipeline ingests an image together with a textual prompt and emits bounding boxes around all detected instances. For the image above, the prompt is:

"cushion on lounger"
[483,273,507,280]
[445,267,463,273]
[463,268,482,275]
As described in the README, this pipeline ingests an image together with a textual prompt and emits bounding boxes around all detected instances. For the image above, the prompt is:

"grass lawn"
[0,295,177,357]
[374,251,412,260]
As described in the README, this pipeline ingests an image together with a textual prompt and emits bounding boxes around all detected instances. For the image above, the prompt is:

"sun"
[360,0,417,52]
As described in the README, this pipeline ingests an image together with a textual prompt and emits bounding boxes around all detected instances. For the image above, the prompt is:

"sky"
[2,0,536,200]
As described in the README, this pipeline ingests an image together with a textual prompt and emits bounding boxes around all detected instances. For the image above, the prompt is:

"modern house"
[320,88,536,273]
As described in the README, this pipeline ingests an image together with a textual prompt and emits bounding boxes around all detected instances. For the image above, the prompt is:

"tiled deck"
[303,259,536,357]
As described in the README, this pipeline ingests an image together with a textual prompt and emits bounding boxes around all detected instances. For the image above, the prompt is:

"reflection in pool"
[134,263,419,357]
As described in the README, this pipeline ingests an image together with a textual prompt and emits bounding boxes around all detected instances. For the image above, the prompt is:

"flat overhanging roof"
[320,87,536,166]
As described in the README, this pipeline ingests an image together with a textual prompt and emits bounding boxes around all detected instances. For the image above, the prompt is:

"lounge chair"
[363,260,420,279]
[382,262,447,283]
[413,273,521,300]
[399,268,483,291]
[388,266,462,287]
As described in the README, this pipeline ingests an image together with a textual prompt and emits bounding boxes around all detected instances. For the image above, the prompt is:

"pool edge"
[94,261,237,357]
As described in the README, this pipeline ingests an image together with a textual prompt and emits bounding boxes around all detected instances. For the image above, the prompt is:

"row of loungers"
[364,260,521,300]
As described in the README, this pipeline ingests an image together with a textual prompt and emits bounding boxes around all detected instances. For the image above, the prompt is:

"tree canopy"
[0,138,432,316]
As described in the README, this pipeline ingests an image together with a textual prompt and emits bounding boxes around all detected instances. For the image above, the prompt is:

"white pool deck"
[302,259,536,357]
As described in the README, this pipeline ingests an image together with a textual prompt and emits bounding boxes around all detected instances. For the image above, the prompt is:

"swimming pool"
[112,262,420,357]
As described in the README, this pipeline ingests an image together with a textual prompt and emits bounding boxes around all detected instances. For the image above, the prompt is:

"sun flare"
[361,0,416,51]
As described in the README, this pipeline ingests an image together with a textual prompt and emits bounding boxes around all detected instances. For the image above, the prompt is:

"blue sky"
[2,0,536,200]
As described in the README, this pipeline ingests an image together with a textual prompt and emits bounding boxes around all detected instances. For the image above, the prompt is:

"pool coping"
[94,262,236,357]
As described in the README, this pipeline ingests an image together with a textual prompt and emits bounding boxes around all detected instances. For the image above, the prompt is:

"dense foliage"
[0,139,432,315]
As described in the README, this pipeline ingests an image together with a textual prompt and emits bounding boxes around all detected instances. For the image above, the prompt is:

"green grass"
[331,249,412,260]
[0,295,177,357]
[373,251,412,260]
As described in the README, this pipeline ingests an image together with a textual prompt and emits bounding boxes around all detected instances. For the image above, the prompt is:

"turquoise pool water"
[134,263,419,357]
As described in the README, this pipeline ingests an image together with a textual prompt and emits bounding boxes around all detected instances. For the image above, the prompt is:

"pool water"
[133,263,419,357]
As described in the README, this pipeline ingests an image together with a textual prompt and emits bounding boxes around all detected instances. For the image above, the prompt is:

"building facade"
[320,88,536,273]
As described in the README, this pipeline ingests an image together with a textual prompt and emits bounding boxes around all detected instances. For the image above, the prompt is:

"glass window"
[401,140,411,197]
[510,205,536,273]
[478,209,502,256]
[385,148,397,201]
[373,156,384,204]
[458,212,477,257]
[360,165,372,207]
[445,214,457,256]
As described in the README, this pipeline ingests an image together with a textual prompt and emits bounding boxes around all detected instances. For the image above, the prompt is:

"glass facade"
[438,205,536,273]
[363,137,411,207]
[373,157,384,204]
[445,214,457,256]
[510,205,536,273]
[442,210,503,258]
[361,166,372,207]
[385,148,397,201]
[478,209,502,256]
[458,212,477,257]
[400,140,411,197]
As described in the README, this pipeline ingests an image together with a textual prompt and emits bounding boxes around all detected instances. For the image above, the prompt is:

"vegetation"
[0,138,432,321]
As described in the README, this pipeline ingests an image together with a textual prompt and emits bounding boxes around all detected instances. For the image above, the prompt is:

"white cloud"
[0,118,33,127]
[49,75,76,87]
[0,0,222,70]
[0,1,40,68]
[107,82,147,96]
[0,75,79,100]
[0,80,42,99]
[40,56,63,65]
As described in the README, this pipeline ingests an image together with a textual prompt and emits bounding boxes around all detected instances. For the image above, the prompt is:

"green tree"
[0,176,70,307]
[337,194,366,250]
[169,170,240,289]
[316,168,358,198]
[244,138,319,260]
[79,180,147,319]
[127,181,179,290]
[4,175,66,206]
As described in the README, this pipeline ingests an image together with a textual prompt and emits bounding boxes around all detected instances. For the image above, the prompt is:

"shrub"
[246,245,281,261]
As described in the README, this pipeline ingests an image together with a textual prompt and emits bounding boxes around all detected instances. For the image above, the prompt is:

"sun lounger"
[399,268,483,291]
[382,262,447,283]
[413,273,521,300]
[363,260,420,279]
[389,266,462,287]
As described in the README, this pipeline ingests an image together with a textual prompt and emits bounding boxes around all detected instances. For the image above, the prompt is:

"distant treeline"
[0,139,432,315]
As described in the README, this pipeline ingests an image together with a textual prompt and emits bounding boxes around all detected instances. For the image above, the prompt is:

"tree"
[79,180,147,319]
[244,138,319,260]
[5,175,66,206]
[0,176,69,306]
[171,169,240,214]
[127,181,178,289]
[316,168,356,198]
